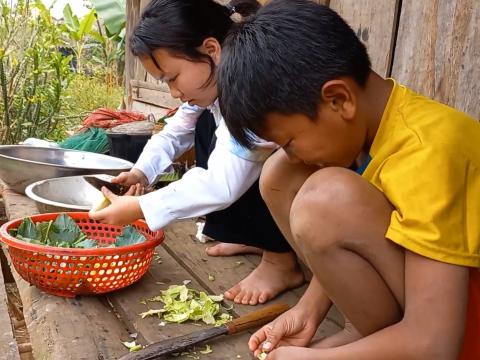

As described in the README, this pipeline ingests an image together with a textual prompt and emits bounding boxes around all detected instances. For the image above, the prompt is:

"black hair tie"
[226,4,236,16]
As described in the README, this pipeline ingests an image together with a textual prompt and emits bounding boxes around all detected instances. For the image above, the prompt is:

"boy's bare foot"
[311,319,362,348]
[206,242,263,256]
[224,251,305,305]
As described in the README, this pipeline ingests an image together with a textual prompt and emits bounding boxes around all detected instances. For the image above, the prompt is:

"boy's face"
[260,103,366,167]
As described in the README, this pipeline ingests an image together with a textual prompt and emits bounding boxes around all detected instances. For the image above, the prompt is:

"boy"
[217,0,480,359]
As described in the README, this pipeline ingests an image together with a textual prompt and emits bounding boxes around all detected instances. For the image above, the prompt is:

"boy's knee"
[259,150,286,202]
[259,150,319,204]
[290,167,376,252]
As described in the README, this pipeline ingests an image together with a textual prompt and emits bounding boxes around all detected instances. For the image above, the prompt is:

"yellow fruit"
[90,194,111,213]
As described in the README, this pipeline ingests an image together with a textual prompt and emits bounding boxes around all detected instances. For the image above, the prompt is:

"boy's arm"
[272,251,469,360]
[133,103,202,185]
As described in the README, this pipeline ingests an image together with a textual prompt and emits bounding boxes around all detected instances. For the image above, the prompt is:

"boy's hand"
[249,305,320,358]
[112,169,148,187]
[89,187,144,225]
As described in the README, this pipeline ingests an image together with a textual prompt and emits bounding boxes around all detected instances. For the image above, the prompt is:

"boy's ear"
[199,37,222,65]
[321,79,356,121]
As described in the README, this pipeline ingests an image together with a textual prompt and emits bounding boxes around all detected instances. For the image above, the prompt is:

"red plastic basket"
[0,212,164,297]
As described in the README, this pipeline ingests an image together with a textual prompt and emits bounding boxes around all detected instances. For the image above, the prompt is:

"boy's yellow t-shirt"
[363,79,480,267]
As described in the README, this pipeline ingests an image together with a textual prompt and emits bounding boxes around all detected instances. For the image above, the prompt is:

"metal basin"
[0,146,133,194]
[25,175,112,213]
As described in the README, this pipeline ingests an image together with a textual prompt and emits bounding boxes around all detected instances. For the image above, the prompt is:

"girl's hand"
[89,187,144,225]
[249,305,321,358]
[124,183,145,196]
[112,169,148,187]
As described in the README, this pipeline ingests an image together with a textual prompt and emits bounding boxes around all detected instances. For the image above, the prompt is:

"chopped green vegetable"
[11,214,147,249]
[208,274,215,281]
[258,352,268,360]
[199,345,213,354]
[139,308,165,319]
[157,171,180,183]
[141,285,232,326]
[122,340,142,352]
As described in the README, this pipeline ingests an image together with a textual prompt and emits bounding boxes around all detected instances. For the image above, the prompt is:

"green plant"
[61,4,97,74]
[62,73,123,119]
[89,0,126,86]
[0,0,73,144]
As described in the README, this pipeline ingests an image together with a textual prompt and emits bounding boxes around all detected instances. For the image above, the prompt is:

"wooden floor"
[0,183,343,360]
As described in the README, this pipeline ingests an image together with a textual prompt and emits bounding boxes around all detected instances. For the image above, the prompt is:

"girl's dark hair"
[130,0,260,86]
[219,0,372,148]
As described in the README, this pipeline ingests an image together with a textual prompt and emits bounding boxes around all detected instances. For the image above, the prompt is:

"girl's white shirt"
[134,100,277,231]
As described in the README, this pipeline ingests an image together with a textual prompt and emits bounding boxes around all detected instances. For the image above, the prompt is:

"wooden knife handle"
[226,303,289,334]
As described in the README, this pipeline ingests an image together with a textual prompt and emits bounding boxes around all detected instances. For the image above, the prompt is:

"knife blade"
[119,303,289,360]
[83,175,128,196]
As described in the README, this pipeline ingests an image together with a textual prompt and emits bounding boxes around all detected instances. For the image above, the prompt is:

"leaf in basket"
[75,239,98,248]
[17,218,40,240]
[49,214,83,244]
[16,234,43,245]
[115,225,146,247]
[36,220,54,243]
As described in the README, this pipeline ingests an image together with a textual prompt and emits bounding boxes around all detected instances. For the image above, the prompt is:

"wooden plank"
[107,245,254,359]
[1,184,132,360]
[125,0,142,109]
[0,253,20,360]
[130,102,172,120]
[135,88,182,109]
[329,0,399,76]
[162,221,344,335]
[391,0,480,119]
[131,79,170,93]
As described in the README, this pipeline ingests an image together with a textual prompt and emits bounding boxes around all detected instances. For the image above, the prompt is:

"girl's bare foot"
[206,242,263,256]
[224,251,305,305]
[311,319,362,348]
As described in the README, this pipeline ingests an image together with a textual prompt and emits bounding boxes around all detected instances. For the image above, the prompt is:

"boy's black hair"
[130,0,260,87]
[218,0,372,148]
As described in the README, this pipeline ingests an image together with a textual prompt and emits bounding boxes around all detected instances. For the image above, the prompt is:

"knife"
[119,303,289,360]
[83,175,128,196]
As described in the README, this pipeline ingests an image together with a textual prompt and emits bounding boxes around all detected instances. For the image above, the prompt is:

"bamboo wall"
[125,0,480,120]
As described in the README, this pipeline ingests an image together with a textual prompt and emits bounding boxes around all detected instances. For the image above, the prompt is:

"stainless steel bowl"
[25,175,110,213]
[0,146,133,193]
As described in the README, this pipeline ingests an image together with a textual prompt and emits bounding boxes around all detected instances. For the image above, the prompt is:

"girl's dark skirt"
[194,110,291,253]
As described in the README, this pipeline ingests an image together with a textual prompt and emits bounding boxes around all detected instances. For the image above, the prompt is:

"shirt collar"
[207,99,222,127]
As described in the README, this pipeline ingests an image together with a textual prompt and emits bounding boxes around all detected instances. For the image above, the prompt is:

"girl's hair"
[130,0,260,86]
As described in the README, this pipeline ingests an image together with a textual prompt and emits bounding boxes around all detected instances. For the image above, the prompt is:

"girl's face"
[140,45,219,108]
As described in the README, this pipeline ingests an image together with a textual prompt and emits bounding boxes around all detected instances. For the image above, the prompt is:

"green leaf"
[16,218,39,240]
[63,4,80,33]
[75,239,98,248]
[115,226,146,247]
[49,214,82,244]
[36,220,54,243]
[78,9,97,39]
[89,30,106,45]
[90,0,126,36]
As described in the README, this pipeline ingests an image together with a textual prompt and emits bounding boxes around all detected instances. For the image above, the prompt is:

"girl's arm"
[138,120,271,231]
[133,103,203,185]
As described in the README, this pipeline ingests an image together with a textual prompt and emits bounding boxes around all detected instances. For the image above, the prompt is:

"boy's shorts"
[458,268,480,359]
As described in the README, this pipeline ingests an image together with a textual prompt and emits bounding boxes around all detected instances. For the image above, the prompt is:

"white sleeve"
[133,103,204,185]
[138,121,262,231]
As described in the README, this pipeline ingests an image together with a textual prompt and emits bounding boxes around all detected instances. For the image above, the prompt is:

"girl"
[89,0,304,305]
